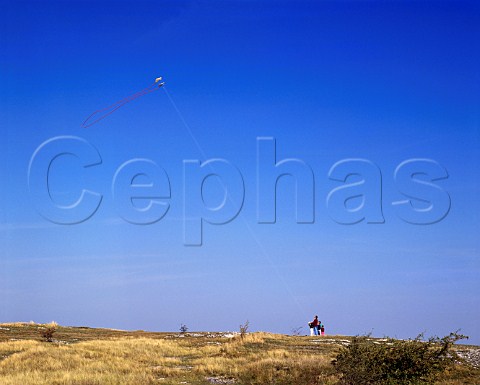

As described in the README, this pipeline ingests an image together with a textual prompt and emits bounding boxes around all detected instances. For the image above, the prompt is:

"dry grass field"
[0,322,478,385]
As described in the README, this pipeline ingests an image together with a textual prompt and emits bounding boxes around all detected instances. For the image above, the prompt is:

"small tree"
[180,324,188,333]
[291,326,303,336]
[41,322,58,342]
[239,320,250,340]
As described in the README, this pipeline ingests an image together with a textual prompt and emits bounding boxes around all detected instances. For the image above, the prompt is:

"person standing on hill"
[318,321,325,336]
[308,315,319,336]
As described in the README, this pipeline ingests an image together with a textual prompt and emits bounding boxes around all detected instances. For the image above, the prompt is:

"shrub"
[41,322,58,342]
[239,320,250,340]
[291,326,303,336]
[180,324,188,333]
[333,332,468,385]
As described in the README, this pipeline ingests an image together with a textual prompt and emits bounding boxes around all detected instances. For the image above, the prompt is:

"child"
[318,321,325,336]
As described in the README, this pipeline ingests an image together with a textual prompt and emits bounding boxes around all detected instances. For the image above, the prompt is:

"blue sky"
[1,1,479,343]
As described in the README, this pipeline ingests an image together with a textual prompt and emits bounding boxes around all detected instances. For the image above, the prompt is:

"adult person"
[308,315,319,336]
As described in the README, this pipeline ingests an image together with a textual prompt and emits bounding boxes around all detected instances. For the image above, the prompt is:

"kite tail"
[82,82,162,128]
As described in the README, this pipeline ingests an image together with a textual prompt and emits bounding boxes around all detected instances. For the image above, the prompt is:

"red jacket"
[311,318,319,327]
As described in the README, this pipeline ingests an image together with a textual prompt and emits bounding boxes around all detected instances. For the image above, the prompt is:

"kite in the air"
[82,77,165,128]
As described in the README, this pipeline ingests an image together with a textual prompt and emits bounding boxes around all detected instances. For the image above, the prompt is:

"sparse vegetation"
[40,321,57,342]
[239,320,249,340]
[0,323,478,385]
[291,326,303,336]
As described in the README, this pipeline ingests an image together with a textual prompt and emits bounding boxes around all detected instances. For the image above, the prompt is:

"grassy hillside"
[0,323,478,385]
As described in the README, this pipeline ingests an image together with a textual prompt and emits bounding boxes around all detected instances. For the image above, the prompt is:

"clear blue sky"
[1,1,479,343]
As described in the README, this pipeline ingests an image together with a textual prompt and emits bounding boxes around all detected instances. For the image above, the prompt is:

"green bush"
[332,332,467,385]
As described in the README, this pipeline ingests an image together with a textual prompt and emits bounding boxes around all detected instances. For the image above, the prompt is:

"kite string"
[162,86,309,323]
